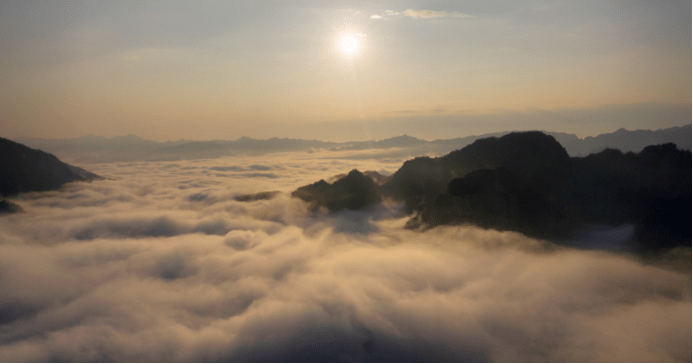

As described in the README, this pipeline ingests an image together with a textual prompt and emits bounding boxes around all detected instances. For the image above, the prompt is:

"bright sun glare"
[339,34,358,55]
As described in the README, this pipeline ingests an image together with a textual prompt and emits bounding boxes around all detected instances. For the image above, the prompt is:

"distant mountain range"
[15,124,691,164]
[293,131,691,253]
[0,137,101,206]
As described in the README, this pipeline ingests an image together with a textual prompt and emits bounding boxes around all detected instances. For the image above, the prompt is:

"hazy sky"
[1,0,690,141]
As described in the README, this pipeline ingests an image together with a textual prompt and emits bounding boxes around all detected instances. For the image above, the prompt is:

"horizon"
[14,117,693,144]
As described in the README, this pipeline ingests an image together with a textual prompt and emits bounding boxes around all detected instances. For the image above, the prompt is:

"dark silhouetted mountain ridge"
[0,137,101,197]
[292,170,381,212]
[293,132,691,252]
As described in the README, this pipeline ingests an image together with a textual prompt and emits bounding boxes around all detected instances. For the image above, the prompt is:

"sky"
[1,0,691,142]
[0,151,690,362]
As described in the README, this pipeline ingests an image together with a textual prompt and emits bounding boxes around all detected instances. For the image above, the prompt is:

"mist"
[0,151,690,362]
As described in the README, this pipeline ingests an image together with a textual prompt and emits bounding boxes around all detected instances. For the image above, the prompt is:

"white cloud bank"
[0,151,689,362]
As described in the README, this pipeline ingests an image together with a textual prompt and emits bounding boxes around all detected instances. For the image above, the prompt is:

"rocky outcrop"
[0,200,23,214]
[0,137,101,197]
[292,170,381,212]
[326,170,392,185]
[234,191,281,202]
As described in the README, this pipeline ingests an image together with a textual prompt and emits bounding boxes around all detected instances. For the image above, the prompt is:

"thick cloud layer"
[0,152,689,362]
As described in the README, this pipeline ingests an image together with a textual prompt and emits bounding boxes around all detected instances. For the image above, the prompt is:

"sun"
[339,34,358,56]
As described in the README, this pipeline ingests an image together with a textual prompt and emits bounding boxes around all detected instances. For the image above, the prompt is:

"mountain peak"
[385,134,420,141]
[112,134,144,141]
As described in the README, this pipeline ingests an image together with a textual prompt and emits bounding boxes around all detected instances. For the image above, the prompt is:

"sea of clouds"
[0,150,690,362]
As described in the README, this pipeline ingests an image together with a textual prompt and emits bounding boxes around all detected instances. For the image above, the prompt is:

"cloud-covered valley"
[0,151,690,362]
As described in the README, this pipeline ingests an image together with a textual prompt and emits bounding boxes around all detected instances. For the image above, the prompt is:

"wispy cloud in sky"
[403,9,471,19]
[404,9,446,18]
